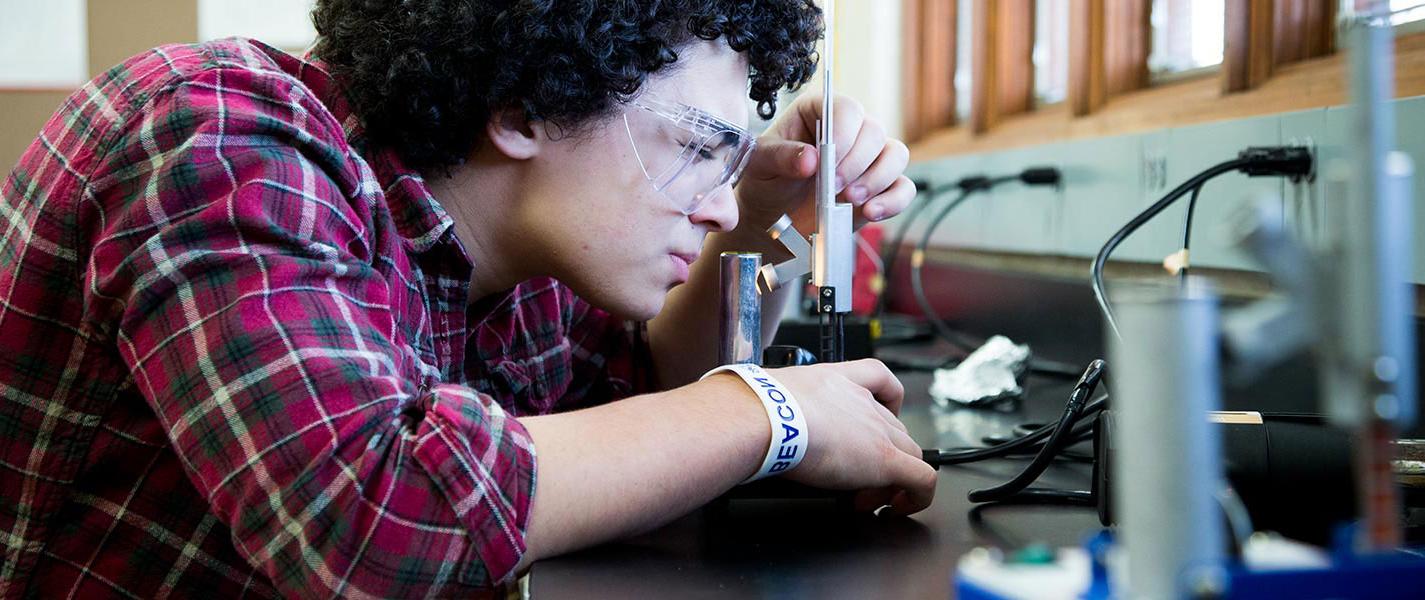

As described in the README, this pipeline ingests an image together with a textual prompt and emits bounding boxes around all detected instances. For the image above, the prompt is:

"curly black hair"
[312,0,823,171]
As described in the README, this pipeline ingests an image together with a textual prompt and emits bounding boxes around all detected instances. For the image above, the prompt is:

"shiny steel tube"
[1109,279,1226,599]
[719,252,762,365]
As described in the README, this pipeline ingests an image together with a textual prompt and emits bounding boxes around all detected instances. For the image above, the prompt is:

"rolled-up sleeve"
[86,67,534,597]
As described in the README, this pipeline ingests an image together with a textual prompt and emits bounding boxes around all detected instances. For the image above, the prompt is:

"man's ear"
[485,108,541,160]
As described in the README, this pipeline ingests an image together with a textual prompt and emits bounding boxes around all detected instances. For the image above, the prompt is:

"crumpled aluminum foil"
[929,335,1030,407]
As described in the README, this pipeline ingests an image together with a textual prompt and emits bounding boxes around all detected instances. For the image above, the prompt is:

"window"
[199,0,318,50]
[1342,0,1425,25]
[1149,0,1225,79]
[1387,0,1425,24]
[1034,0,1070,105]
[0,0,86,88]
[954,0,974,121]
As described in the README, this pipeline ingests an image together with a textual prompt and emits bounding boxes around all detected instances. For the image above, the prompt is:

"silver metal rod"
[1326,17,1415,550]
[1109,279,1226,599]
[719,252,762,365]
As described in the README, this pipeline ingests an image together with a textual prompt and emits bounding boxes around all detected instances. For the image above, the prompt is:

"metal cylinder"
[719,252,762,365]
[1108,279,1225,599]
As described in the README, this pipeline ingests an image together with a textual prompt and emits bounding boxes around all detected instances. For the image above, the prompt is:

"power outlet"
[1143,153,1168,192]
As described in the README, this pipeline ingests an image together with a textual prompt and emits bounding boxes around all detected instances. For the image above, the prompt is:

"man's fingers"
[792,93,865,162]
[884,453,938,515]
[852,486,899,513]
[858,175,915,224]
[744,139,817,181]
[835,120,887,204]
[847,139,908,210]
[831,359,904,415]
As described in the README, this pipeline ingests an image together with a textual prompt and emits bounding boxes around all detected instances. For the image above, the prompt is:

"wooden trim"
[1275,0,1337,64]
[902,0,958,143]
[1305,0,1336,58]
[970,0,1001,133]
[901,0,925,141]
[1104,0,1152,95]
[925,0,960,132]
[1069,0,1107,116]
[910,31,1425,159]
[971,0,1035,133]
[1224,0,1276,93]
[996,0,1035,116]
[1275,0,1305,64]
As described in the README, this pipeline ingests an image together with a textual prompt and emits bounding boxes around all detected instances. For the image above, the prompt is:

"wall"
[901,94,1425,285]
[0,0,314,174]
[829,0,905,139]
[1,0,198,173]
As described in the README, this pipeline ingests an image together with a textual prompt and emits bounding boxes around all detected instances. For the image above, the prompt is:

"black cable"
[966,359,1105,503]
[908,181,1082,379]
[1179,183,1204,285]
[874,183,952,319]
[967,490,1097,549]
[1092,157,1249,339]
[1093,146,1312,338]
[910,187,984,352]
[989,488,1096,506]
[923,393,1107,466]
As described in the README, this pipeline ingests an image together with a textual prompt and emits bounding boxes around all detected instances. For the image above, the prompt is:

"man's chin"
[603,290,667,322]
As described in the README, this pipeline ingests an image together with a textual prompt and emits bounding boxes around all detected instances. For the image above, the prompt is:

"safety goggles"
[621,96,757,215]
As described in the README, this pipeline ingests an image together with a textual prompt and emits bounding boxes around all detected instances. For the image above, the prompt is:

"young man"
[0,1,933,597]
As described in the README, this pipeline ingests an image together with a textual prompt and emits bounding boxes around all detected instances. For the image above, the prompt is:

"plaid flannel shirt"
[0,39,650,598]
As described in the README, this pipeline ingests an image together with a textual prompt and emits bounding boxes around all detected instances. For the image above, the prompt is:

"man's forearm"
[515,374,768,567]
[650,227,792,388]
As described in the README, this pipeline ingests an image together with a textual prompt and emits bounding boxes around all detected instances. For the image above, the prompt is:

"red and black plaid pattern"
[0,39,647,598]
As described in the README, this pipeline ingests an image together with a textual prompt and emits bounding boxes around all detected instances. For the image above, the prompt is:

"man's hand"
[733,93,916,239]
[760,359,937,515]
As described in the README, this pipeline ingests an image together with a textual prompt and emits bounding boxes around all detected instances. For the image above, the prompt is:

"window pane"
[0,0,86,88]
[1149,0,1225,76]
[1389,0,1425,24]
[1034,0,1069,105]
[954,0,974,120]
[1348,0,1425,25]
[199,0,318,50]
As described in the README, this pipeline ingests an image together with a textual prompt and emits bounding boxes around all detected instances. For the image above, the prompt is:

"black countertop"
[528,367,1105,599]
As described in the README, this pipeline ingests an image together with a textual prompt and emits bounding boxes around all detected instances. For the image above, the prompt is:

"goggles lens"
[622,96,756,215]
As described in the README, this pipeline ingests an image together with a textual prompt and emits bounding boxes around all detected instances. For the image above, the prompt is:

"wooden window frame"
[905,0,1352,156]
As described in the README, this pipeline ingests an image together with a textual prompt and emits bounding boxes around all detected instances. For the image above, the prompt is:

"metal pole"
[719,252,763,365]
[1323,17,1416,550]
[1109,280,1226,599]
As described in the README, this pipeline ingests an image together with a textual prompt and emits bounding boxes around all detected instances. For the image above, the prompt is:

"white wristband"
[701,363,809,483]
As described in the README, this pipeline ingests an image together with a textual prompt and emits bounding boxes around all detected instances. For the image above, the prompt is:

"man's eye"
[697,147,716,161]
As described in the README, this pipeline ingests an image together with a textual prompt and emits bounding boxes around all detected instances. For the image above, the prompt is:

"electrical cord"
[966,491,1097,550]
[1092,158,1249,339]
[910,187,986,352]
[923,361,1111,464]
[1179,183,1204,285]
[923,394,1107,466]
[908,172,1082,379]
[874,180,956,320]
[966,359,1105,503]
[1092,146,1313,339]
[887,168,1057,323]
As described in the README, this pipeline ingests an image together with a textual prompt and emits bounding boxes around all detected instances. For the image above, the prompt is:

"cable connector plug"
[1236,146,1314,181]
[1018,166,1062,187]
[956,175,993,191]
